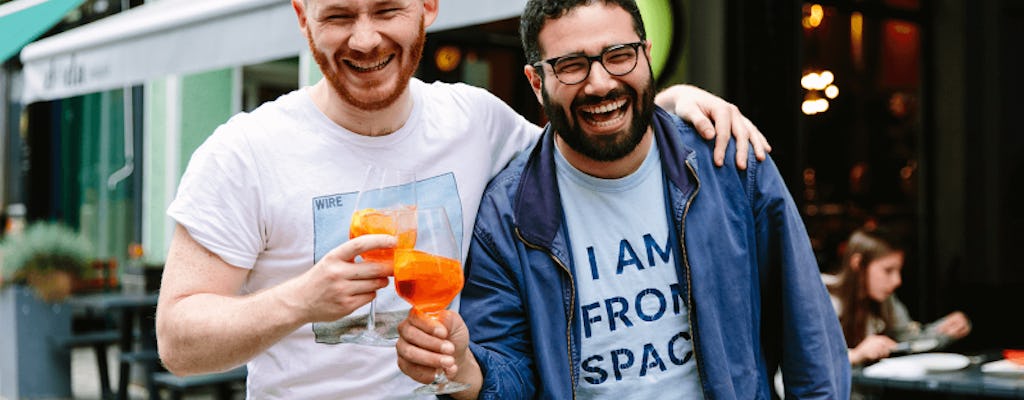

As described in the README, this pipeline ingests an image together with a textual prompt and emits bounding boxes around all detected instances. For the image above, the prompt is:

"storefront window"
[799,2,923,273]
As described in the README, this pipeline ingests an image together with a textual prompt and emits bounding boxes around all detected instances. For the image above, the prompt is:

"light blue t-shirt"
[554,139,703,398]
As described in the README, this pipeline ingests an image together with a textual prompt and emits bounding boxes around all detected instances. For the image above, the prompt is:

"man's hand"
[656,84,771,169]
[285,234,396,323]
[396,309,481,399]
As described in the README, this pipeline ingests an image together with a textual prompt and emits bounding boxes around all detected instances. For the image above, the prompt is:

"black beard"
[542,78,654,162]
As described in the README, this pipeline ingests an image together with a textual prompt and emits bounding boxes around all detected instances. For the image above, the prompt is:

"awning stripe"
[0,0,84,63]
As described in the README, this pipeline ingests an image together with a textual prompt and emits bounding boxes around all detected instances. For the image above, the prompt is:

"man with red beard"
[155,0,770,398]
[395,0,850,399]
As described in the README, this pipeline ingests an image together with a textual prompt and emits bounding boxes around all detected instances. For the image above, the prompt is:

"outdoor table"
[67,292,159,400]
[851,352,1024,399]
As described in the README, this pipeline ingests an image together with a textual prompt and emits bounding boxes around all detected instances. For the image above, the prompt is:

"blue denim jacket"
[461,107,850,399]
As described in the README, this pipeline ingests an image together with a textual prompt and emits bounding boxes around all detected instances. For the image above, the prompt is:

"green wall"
[143,80,170,263]
[143,68,235,263]
[180,69,234,170]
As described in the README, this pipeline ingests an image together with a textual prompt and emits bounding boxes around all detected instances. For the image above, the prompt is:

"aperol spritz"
[393,207,470,394]
[346,165,416,346]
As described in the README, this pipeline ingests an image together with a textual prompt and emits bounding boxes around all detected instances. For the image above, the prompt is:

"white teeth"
[579,98,627,114]
[348,55,393,72]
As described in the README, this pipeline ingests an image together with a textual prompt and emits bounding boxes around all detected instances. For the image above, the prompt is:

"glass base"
[413,380,471,395]
[341,331,397,347]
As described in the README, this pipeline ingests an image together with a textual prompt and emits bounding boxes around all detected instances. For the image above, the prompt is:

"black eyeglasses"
[533,41,646,85]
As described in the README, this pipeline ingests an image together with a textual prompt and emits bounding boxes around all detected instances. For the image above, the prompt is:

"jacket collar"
[514,107,695,247]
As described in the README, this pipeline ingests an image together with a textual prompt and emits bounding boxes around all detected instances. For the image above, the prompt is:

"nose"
[348,17,382,53]
[582,60,617,96]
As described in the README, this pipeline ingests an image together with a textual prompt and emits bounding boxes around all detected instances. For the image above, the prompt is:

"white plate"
[890,353,971,372]
[981,359,1024,376]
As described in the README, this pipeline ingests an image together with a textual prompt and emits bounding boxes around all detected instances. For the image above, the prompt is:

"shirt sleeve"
[884,295,923,341]
[166,115,265,269]
[448,82,541,177]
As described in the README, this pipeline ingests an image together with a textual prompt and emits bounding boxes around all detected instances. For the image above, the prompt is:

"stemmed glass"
[393,207,471,394]
[346,165,417,346]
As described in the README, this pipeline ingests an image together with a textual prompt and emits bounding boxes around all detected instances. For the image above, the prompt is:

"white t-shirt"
[167,78,538,399]
[555,140,703,399]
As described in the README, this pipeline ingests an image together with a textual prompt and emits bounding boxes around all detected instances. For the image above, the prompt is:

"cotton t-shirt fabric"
[167,78,539,399]
[554,140,703,399]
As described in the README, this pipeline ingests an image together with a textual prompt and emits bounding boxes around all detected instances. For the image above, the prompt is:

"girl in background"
[827,226,972,365]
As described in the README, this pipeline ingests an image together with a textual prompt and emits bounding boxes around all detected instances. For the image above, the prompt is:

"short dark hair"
[520,0,647,65]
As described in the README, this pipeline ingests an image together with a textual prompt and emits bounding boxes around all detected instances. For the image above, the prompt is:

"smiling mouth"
[344,54,395,73]
[577,98,629,127]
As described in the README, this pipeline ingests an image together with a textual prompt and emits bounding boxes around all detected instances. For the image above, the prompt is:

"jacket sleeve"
[458,187,537,399]
[749,154,852,399]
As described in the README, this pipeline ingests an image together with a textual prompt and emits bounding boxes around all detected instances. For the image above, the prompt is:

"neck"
[309,79,414,137]
[555,130,654,179]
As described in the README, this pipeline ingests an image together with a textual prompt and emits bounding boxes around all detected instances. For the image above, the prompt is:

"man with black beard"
[395,0,850,398]
[155,0,771,399]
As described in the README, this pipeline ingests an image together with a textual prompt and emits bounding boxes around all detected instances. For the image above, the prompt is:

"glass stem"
[366,298,377,334]
[432,369,450,386]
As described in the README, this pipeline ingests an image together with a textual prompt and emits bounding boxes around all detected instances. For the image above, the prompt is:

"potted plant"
[0,221,92,399]
[0,221,93,302]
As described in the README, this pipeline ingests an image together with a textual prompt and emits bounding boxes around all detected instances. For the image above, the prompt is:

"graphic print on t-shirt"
[310,172,463,344]
[554,141,702,398]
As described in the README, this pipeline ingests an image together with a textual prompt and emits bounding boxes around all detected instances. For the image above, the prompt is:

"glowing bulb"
[801,72,820,90]
[820,70,834,86]
[802,100,818,115]
[825,85,839,99]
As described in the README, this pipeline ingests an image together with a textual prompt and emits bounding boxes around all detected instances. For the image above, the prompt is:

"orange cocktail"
[394,249,463,314]
[350,207,417,263]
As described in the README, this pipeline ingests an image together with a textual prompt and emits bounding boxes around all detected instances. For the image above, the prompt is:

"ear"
[524,64,544,105]
[849,253,863,271]
[423,0,439,28]
[292,0,308,32]
[644,40,653,58]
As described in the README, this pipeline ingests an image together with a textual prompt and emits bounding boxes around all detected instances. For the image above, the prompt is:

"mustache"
[343,49,390,62]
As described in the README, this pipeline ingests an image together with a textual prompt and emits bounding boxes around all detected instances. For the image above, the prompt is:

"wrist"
[848,349,862,365]
[268,278,310,327]
[449,348,483,400]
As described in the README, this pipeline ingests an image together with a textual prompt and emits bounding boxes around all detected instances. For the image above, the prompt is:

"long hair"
[828,226,904,347]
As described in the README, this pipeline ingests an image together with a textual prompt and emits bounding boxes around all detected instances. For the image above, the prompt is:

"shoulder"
[416,79,509,111]
[484,146,532,204]
[186,90,314,173]
[212,89,306,139]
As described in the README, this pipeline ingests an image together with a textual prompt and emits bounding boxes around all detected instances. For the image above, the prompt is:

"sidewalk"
[71,347,233,400]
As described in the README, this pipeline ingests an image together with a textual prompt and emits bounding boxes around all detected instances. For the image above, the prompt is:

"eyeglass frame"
[532,41,647,85]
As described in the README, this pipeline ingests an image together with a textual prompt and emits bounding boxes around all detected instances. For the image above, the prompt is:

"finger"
[745,117,768,161]
[436,310,464,340]
[688,111,718,142]
[395,347,446,384]
[406,309,449,339]
[401,319,449,350]
[710,107,733,168]
[396,336,454,370]
[341,262,393,282]
[330,234,397,262]
[338,278,391,295]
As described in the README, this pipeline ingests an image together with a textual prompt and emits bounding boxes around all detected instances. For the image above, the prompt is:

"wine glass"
[346,165,417,346]
[393,207,471,394]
